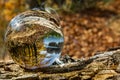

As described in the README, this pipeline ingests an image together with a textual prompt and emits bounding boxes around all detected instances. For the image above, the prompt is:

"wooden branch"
[0,49,120,80]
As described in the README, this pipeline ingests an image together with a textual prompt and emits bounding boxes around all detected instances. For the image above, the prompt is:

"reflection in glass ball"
[5,10,64,69]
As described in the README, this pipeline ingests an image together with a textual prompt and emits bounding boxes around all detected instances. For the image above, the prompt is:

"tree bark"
[0,48,120,80]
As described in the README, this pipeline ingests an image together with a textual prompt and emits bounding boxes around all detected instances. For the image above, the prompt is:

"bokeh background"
[0,0,120,60]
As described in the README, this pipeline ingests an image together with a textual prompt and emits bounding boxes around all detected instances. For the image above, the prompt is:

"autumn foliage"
[0,0,120,59]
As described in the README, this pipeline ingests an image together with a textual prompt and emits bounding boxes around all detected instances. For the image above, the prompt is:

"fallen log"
[0,49,120,80]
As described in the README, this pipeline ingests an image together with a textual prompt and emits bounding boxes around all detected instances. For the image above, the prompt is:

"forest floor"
[61,0,120,58]
[0,0,120,59]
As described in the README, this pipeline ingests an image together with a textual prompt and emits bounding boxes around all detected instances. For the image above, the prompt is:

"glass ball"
[5,10,64,69]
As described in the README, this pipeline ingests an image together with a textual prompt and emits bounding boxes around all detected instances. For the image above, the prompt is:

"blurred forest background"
[0,0,120,60]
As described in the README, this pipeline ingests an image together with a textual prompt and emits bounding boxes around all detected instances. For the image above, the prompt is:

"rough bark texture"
[0,48,120,80]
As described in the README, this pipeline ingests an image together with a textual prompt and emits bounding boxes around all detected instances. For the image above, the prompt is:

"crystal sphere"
[5,10,64,69]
